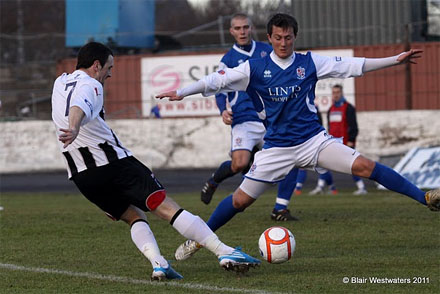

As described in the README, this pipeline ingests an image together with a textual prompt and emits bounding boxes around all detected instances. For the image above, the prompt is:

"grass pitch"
[0,189,439,293]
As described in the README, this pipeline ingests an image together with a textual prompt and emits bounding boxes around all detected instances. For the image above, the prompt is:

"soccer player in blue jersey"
[201,13,298,222]
[158,13,439,260]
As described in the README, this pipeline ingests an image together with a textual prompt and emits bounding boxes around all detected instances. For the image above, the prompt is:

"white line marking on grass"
[0,263,283,294]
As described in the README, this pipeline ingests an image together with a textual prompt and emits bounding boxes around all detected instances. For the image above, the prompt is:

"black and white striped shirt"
[51,70,132,178]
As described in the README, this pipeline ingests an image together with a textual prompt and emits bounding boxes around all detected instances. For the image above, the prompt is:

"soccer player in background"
[201,13,299,222]
[309,84,367,195]
[51,42,260,280]
[157,13,440,261]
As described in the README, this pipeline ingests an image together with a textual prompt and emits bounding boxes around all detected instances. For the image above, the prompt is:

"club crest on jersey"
[218,70,226,75]
[235,137,242,146]
[296,66,306,80]
[264,70,272,78]
[261,51,268,58]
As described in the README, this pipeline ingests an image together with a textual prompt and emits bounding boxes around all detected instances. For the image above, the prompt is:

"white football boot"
[309,186,324,195]
[353,189,368,195]
[175,239,202,261]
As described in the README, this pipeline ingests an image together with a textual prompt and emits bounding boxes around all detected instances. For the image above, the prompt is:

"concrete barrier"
[1,110,439,173]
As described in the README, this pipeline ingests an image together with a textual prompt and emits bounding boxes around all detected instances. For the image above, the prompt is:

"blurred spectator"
[150,104,161,118]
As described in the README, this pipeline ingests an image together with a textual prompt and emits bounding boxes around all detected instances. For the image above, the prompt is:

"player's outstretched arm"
[156,79,206,101]
[157,63,250,101]
[59,106,84,148]
[363,49,423,73]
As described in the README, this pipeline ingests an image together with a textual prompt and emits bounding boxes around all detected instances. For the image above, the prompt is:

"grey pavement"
[0,169,376,194]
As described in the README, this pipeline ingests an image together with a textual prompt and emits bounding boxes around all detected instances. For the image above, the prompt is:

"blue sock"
[321,171,334,186]
[369,162,426,205]
[352,175,361,182]
[212,161,237,184]
[295,169,307,190]
[206,195,244,232]
[321,171,336,191]
[274,168,298,211]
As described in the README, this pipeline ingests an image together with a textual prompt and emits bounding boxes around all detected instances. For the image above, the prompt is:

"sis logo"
[150,65,182,92]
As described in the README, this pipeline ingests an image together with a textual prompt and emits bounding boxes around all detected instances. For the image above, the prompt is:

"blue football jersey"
[216,40,272,127]
[186,50,364,148]
[246,52,338,148]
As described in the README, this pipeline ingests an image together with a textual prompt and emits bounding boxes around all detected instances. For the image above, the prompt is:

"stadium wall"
[1,110,439,173]
[354,42,440,110]
[56,42,440,119]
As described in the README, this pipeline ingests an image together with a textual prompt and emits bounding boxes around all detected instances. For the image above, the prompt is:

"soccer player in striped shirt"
[51,42,260,281]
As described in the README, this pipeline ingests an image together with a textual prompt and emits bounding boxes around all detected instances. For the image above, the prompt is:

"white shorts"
[231,121,265,152]
[243,130,360,185]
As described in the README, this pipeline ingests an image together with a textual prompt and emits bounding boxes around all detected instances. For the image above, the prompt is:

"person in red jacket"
[327,84,367,194]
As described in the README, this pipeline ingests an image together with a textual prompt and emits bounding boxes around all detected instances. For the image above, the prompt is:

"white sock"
[131,220,168,269]
[356,180,365,190]
[295,183,303,189]
[172,210,233,256]
[275,197,290,207]
[317,179,325,189]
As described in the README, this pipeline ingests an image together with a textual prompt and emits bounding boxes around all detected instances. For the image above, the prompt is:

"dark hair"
[267,13,298,36]
[332,84,343,90]
[76,42,113,70]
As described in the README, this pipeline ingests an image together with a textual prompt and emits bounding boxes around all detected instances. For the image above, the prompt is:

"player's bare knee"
[352,156,375,178]
[151,196,182,221]
[231,159,248,173]
[232,189,254,211]
[120,205,146,225]
[232,197,248,210]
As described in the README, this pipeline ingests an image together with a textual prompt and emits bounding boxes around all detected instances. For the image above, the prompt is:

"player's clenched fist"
[58,127,79,148]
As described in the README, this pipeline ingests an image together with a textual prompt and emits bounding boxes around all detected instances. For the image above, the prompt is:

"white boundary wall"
[1,110,439,174]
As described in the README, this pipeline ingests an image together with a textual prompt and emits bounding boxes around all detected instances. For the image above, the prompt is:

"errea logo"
[264,70,272,78]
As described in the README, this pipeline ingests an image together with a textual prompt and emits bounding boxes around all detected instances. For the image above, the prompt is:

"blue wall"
[66,0,155,48]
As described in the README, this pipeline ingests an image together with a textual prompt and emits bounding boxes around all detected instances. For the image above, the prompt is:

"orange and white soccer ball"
[258,226,295,264]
